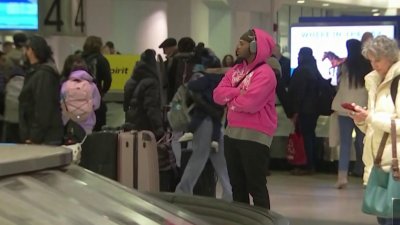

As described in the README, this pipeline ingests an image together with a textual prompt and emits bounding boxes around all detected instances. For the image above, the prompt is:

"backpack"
[61,78,94,122]
[391,75,400,104]
[167,84,194,131]
[316,76,336,116]
[83,54,98,80]
[4,75,24,123]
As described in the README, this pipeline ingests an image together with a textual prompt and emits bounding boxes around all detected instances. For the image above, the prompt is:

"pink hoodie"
[213,28,277,136]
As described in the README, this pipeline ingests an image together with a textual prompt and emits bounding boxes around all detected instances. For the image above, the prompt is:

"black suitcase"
[80,131,118,180]
[180,148,217,197]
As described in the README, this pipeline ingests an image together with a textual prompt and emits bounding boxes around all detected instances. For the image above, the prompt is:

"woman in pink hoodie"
[213,28,277,209]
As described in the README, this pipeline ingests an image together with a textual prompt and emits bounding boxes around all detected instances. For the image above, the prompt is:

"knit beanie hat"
[140,49,156,66]
[240,29,256,43]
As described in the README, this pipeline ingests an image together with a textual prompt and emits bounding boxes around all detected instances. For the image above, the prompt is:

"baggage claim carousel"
[0,144,289,225]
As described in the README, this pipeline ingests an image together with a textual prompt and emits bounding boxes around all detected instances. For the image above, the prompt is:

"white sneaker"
[211,141,219,152]
[178,132,193,142]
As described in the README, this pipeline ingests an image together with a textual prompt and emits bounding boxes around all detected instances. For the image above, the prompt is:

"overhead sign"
[105,54,139,91]
[39,0,85,35]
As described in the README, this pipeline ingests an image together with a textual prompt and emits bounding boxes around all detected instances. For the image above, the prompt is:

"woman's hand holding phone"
[343,102,368,123]
[341,102,357,112]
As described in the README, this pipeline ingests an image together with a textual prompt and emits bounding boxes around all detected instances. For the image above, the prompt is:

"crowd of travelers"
[1,29,399,224]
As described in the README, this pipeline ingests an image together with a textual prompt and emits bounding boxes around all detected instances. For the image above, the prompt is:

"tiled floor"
[215,171,377,225]
[268,172,376,225]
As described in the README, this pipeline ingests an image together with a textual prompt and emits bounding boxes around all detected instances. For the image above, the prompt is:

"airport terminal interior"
[2,0,400,224]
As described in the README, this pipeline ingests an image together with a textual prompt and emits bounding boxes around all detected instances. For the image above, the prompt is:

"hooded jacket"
[61,70,101,134]
[287,52,320,116]
[124,60,164,139]
[356,61,400,185]
[213,28,277,136]
[19,61,64,144]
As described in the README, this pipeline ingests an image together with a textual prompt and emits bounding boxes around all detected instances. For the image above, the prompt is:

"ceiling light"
[297,0,305,4]
[322,3,330,7]
[373,13,380,16]
[371,9,379,12]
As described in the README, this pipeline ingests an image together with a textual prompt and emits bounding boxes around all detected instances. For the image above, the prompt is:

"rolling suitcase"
[117,130,160,192]
[80,131,118,180]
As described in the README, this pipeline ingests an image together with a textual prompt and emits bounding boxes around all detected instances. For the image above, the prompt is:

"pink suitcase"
[117,130,159,192]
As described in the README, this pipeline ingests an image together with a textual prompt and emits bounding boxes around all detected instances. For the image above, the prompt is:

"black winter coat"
[287,65,319,116]
[82,53,112,96]
[124,62,163,139]
[18,62,64,144]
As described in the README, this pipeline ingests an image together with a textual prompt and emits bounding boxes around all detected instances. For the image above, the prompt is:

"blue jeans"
[175,118,232,201]
[338,116,364,174]
[171,131,183,167]
[377,217,400,225]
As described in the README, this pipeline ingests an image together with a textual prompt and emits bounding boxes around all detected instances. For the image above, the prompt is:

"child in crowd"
[60,55,101,135]
[178,48,224,152]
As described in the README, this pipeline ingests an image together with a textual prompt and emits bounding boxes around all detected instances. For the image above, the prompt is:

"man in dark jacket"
[19,35,63,145]
[166,37,196,102]
[158,37,178,106]
[82,36,112,131]
[123,49,164,139]
[287,47,320,174]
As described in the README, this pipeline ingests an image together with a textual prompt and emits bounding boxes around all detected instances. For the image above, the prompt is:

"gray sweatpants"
[175,117,232,201]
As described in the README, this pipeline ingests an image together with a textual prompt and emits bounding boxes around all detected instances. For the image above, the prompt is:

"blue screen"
[0,0,38,30]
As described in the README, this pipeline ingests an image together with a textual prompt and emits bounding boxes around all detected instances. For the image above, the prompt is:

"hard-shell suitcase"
[80,131,118,180]
[117,130,160,192]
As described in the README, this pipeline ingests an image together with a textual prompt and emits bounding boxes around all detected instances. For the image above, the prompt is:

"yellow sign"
[105,54,140,91]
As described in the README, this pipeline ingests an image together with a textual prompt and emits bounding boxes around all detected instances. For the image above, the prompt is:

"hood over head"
[140,49,157,68]
[131,49,158,81]
[242,28,275,72]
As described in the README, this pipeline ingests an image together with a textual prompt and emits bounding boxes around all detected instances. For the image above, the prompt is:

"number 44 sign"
[39,0,85,35]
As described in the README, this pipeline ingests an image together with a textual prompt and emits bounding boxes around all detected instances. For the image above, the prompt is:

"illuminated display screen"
[0,0,38,30]
[290,24,395,84]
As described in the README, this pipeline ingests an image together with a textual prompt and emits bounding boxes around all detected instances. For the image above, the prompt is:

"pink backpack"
[61,78,94,122]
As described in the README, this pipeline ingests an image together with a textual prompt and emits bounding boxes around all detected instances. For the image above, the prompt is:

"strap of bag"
[391,120,400,180]
[374,120,400,180]
[375,132,389,166]
[234,62,265,88]
[374,76,400,167]
[390,75,400,104]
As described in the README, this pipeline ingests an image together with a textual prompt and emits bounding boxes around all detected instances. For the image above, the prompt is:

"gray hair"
[362,35,400,62]
[362,35,399,62]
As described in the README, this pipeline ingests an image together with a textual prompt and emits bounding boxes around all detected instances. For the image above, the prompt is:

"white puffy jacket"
[357,61,400,185]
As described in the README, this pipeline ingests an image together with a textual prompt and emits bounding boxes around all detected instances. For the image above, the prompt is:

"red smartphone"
[341,103,356,112]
